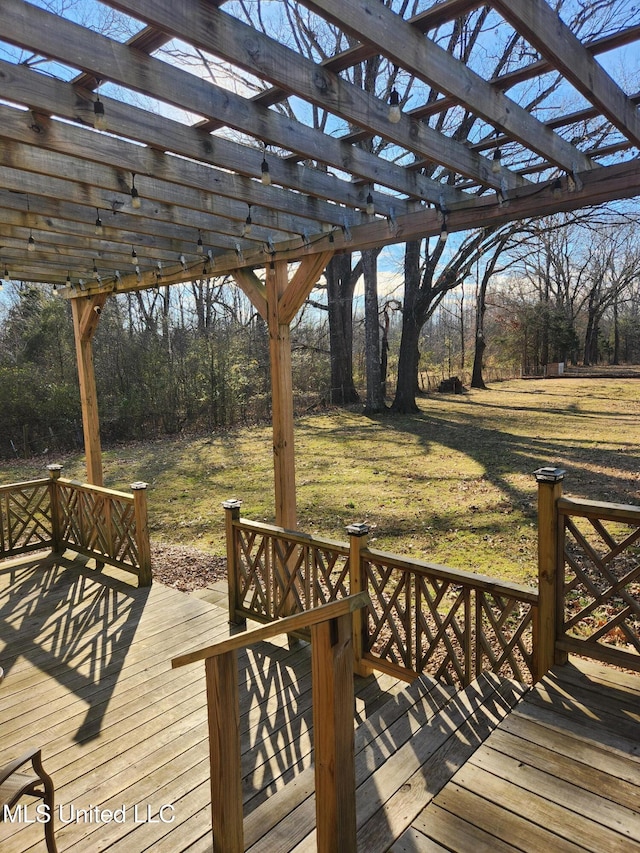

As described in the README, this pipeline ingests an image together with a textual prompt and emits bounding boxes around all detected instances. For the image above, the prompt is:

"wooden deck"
[1,554,639,852]
[0,553,408,852]
[390,657,640,853]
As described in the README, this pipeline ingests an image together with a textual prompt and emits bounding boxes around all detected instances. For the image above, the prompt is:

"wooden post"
[234,253,332,532]
[71,295,107,486]
[223,499,244,624]
[266,260,297,531]
[47,464,63,554]
[347,523,374,677]
[311,611,357,853]
[205,651,243,853]
[131,482,152,587]
[534,466,566,680]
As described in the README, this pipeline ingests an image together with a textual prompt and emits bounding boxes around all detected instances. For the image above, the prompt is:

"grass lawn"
[2,377,639,586]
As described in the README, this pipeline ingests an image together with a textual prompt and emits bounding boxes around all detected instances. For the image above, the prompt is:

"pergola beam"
[0,0,462,207]
[58,157,640,299]
[302,0,592,175]
[104,0,515,191]
[493,0,640,149]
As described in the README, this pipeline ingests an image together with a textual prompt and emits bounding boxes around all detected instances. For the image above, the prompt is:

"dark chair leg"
[32,751,58,853]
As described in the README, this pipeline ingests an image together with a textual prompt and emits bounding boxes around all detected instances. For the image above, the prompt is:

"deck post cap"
[533,466,566,483]
[346,522,369,536]
[223,498,243,509]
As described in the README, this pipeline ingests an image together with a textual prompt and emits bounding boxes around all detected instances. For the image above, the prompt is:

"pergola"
[1,0,640,529]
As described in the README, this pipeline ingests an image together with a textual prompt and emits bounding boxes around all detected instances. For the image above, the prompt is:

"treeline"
[1,212,640,460]
[0,279,329,459]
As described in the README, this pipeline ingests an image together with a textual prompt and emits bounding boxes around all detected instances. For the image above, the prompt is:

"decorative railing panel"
[0,479,53,557]
[57,481,140,572]
[475,590,536,683]
[232,519,350,623]
[0,472,151,585]
[227,510,537,686]
[363,550,536,686]
[557,497,640,669]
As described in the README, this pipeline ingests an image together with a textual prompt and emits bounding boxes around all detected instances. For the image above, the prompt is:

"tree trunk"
[471,333,487,389]
[612,296,620,365]
[326,255,359,405]
[391,241,422,413]
[471,253,495,389]
[362,249,384,413]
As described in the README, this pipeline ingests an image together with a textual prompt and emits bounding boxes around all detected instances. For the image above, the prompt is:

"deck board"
[411,658,640,852]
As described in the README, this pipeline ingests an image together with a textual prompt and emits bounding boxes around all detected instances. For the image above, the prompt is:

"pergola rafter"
[0,0,638,290]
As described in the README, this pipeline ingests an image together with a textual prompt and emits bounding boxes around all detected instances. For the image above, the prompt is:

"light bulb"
[243,207,253,237]
[28,234,35,252]
[93,97,107,131]
[388,88,401,123]
[131,175,141,209]
[366,192,375,216]
[492,148,502,173]
[261,157,271,186]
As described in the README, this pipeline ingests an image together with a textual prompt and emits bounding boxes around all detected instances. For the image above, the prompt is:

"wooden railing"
[0,478,53,557]
[554,492,640,670]
[0,465,152,585]
[224,502,538,686]
[172,593,369,853]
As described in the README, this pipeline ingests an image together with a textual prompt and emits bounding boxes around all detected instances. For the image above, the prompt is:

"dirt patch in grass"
[150,541,227,591]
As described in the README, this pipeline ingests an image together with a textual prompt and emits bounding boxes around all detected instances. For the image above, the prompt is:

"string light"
[439,211,448,242]
[131,246,138,264]
[93,259,100,280]
[552,177,563,199]
[197,230,204,254]
[130,173,141,209]
[179,254,187,271]
[261,145,272,186]
[3,263,9,283]
[52,283,58,297]
[66,272,71,287]
[242,205,253,237]
[93,88,107,131]
[492,148,502,173]
[26,195,35,251]
[388,87,401,123]
[94,209,103,237]
[365,190,375,216]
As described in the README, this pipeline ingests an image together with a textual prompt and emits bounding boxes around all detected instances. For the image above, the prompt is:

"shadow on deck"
[1,554,638,852]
